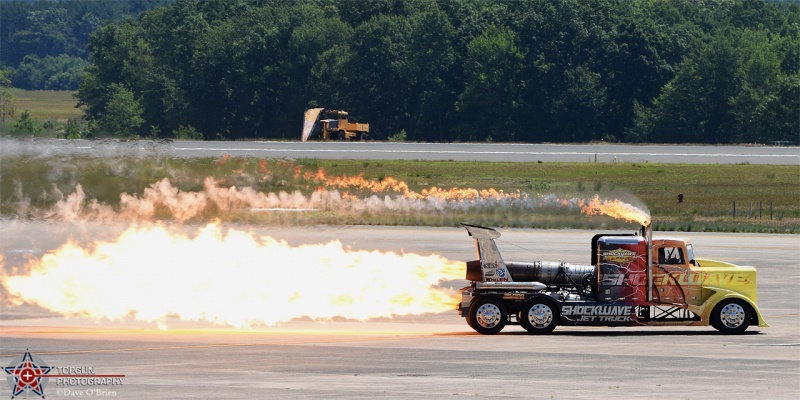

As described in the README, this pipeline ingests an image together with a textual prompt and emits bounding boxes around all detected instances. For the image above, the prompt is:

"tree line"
[0,0,169,90]
[8,0,800,143]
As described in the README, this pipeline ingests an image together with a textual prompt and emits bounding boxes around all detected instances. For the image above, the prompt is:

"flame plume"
[307,169,522,201]
[1,223,463,329]
[579,195,651,226]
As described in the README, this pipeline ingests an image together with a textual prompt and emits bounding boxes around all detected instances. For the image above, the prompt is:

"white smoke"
[30,177,564,223]
[28,175,650,224]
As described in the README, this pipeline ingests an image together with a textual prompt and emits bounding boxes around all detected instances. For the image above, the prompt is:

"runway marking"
[760,313,800,318]
[173,147,797,159]
[0,332,444,358]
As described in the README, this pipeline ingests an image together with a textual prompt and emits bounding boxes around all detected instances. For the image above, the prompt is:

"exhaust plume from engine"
[9,156,649,228]
[34,158,646,226]
[579,195,651,226]
[308,168,522,201]
[0,223,463,329]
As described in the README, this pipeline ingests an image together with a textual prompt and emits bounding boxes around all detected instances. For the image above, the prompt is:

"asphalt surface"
[1,223,798,399]
[2,138,798,164]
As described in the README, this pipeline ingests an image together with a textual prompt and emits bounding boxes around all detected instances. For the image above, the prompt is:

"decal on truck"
[598,272,749,286]
[561,305,633,323]
[601,248,637,263]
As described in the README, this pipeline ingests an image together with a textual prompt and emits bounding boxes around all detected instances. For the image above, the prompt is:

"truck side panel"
[597,237,648,303]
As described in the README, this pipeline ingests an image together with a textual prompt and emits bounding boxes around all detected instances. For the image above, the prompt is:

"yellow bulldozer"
[302,108,370,142]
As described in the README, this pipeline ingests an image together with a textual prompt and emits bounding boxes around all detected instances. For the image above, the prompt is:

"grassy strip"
[1,90,83,138]
[8,89,81,121]
[1,155,797,232]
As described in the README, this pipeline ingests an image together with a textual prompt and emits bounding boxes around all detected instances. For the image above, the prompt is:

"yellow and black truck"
[458,223,768,335]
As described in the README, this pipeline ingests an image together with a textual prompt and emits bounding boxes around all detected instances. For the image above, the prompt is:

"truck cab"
[651,238,699,305]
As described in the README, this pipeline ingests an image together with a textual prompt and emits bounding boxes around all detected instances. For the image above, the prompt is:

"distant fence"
[732,201,774,220]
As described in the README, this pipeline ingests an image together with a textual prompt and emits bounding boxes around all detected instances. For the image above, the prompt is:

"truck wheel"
[468,297,507,335]
[337,131,345,140]
[711,299,751,334]
[360,132,368,141]
[520,299,558,334]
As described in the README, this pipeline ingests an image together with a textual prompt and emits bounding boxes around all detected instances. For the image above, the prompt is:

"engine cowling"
[466,259,596,290]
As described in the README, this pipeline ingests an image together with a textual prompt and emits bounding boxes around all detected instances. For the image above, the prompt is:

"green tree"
[76,20,146,122]
[0,69,15,122]
[12,110,40,134]
[406,6,457,141]
[639,28,794,144]
[186,3,294,139]
[99,83,143,136]
[9,8,77,62]
[457,25,524,142]
[12,54,88,90]
[62,117,86,139]
[348,14,415,138]
[290,17,354,110]
[1,0,169,86]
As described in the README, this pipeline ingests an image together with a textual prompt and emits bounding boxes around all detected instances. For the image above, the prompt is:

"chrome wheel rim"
[528,304,553,328]
[476,303,502,328]
[720,303,746,329]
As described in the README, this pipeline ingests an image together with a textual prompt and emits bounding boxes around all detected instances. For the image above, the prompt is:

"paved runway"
[173,141,799,164]
[1,224,798,399]
[3,138,798,164]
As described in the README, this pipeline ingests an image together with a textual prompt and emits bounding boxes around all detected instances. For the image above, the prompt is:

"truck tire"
[466,313,478,331]
[336,130,345,140]
[468,297,507,335]
[360,132,368,141]
[711,299,751,334]
[520,298,559,334]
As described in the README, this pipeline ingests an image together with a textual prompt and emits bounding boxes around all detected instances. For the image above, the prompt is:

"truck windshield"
[658,247,685,264]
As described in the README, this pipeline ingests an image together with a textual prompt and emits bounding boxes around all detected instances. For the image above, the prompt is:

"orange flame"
[0,223,463,329]
[580,195,651,226]
[305,170,523,201]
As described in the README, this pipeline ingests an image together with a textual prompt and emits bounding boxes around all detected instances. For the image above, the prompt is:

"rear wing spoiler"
[462,224,513,282]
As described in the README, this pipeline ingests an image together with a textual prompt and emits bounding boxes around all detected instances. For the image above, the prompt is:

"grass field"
[1,154,797,233]
[9,89,81,121]
[1,90,82,137]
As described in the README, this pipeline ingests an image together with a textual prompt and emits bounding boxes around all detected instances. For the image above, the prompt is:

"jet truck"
[458,223,768,334]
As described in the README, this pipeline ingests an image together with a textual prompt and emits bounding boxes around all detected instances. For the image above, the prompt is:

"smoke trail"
[37,177,648,225]
[4,152,649,226]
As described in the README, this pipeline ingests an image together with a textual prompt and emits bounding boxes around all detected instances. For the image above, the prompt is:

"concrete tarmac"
[1,224,799,399]
[3,138,798,164]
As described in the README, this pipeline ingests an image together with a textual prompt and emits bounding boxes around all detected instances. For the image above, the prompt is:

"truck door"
[683,244,703,306]
[652,243,696,305]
